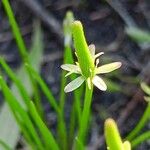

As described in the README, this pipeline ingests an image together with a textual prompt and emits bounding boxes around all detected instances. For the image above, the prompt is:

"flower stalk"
[61,20,122,149]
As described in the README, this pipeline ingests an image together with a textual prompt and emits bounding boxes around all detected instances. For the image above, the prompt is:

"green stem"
[2,0,43,117]
[75,82,93,150]
[131,131,150,148]
[29,101,60,150]
[2,0,28,62]
[126,102,150,141]
[29,72,44,119]
[68,85,83,148]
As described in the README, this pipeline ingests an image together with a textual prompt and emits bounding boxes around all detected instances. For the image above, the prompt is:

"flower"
[61,44,122,93]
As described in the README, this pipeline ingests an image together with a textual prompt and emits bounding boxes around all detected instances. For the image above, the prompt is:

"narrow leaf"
[126,27,150,43]
[0,21,44,149]
[29,101,60,150]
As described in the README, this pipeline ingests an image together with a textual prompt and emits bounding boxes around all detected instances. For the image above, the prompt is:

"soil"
[0,0,150,149]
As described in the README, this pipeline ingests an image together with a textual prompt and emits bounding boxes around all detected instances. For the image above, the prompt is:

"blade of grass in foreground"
[0,58,30,108]
[0,23,44,150]
[29,101,60,150]
[0,140,11,150]
[0,77,44,150]
[1,0,44,148]
[2,0,44,114]
[28,20,45,118]
[125,27,150,43]
[25,64,60,113]
[126,102,150,141]
[2,0,28,62]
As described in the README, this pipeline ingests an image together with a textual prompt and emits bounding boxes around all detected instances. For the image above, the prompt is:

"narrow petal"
[141,82,150,96]
[64,76,85,93]
[144,96,150,102]
[94,52,104,59]
[61,64,80,73]
[65,72,73,77]
[96,62,122,74]
[96,58,100,67]
[92,76,107,91]
[88,44,95,57]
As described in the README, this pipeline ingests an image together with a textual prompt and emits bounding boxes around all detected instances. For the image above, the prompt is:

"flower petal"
[144,96,150,102]
[92,76,107,91]
[64,76,85,93]
[94,52,104,59]
[61,64,80,73]
[88,44,95,57]
[96,62,122,74]
[141,82,150,96]
[65,72,74,77]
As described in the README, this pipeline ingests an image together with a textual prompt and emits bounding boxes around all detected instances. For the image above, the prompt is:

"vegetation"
[0,0,150,150]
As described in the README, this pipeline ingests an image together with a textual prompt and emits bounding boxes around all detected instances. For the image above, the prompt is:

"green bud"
[72,21,95,78]
[104,118,124,150]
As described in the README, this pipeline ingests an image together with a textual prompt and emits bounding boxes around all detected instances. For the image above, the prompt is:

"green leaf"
[2,0,28,62]
[0,139,11,150]
[0,58,30,108]
[29,101,60,150]
[0,77,44,150]
[25,64,60,113]
[126,27,150,43]
[104,78,121,92]
[0,21,44,149]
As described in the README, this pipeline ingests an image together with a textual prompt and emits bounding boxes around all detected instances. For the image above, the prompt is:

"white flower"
[61,44,122,93]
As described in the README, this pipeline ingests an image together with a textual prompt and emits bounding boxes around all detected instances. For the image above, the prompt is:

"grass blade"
[25,64,60,113]
[0,24,44,149]
[2,0,28,62]
[29,101,60,150]
[0,77,44,150]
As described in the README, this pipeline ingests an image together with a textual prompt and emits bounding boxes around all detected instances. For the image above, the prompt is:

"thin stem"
[75,82,93,150]
[58,11,74,149]
[29,101,60,150]
[131,131,150,148]
[125,102,150,141]
[68,85,83,148]
[2,0,28,62]
[2,0,43,117]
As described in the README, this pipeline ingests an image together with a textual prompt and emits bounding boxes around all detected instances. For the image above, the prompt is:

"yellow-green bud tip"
[72,20,83,28]
[105,118,116,128]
